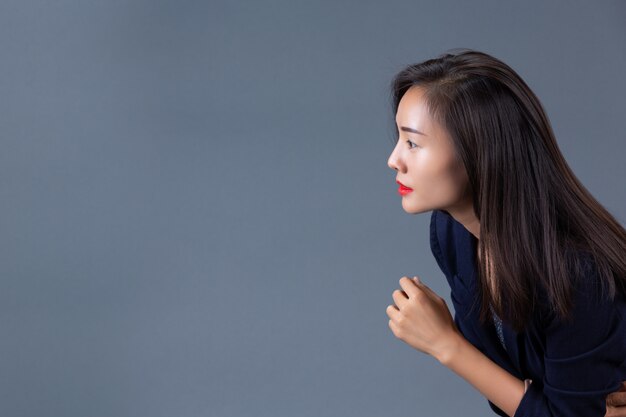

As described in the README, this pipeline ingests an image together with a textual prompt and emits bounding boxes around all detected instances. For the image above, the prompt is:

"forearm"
[436,333,525,417]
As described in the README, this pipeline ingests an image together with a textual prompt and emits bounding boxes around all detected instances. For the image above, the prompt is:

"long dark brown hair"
[389,48,626,332]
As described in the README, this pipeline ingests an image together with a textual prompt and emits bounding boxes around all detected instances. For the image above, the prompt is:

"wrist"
[435,331,465,366]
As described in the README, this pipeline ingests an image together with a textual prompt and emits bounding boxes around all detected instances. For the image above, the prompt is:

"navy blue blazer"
[429,209,626,416]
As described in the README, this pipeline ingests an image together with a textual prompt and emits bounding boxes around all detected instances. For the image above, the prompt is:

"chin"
[401,200,429,215]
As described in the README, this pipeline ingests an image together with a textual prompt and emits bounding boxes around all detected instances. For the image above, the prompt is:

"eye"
[406,140,419,149]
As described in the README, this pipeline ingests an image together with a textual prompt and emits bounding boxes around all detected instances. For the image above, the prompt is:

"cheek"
[413,156,467,201]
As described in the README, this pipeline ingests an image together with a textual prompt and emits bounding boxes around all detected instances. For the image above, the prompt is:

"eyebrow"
[400,126,427,136]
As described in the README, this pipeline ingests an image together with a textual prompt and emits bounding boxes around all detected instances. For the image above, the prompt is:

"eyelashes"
[394,135,419,149]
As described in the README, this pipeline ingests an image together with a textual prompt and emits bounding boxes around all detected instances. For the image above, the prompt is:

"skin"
[385,85,626,416]
[387,86,479,238]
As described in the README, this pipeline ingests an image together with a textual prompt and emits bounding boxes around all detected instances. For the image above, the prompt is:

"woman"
[385,49,626,416]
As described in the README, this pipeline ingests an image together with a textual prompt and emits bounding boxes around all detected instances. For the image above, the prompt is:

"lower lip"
[398,186,413,196]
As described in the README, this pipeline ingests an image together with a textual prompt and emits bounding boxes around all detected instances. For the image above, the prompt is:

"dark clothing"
[429,209,626,416]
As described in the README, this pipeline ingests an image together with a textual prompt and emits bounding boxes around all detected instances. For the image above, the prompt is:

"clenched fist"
[386,276,461,362]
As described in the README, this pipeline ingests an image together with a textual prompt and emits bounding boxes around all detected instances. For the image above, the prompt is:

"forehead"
[395,86,431,124]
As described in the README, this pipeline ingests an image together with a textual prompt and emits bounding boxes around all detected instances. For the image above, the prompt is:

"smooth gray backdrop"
[1,1,625,416]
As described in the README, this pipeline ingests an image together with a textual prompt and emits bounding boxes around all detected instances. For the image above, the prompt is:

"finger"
[413,277,442,301]
[605,404,622,417]
[388,318,401,337]
[605,404,626,417]
[399,276,420,298]
[392,288,410,310]
[607,384,626,403]
[607,391,626,407]
[386,303,401,321]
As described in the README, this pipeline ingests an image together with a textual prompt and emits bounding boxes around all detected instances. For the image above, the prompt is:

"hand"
[606,381,626,417]
[386,275,460,361]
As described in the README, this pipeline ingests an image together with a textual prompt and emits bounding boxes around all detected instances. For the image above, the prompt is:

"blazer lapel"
[451,217,524,377]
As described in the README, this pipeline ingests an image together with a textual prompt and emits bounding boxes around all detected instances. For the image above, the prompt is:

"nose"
[387,146,405,172]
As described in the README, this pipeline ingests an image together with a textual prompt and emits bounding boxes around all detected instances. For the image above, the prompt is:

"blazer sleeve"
[514,256,626,417]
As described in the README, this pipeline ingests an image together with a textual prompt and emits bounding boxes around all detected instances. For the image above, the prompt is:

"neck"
[445,205,480,240]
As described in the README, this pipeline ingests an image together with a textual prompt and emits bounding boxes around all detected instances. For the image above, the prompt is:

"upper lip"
[396,180,413,190]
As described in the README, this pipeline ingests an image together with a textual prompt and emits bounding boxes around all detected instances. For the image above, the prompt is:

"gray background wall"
[1,1,625,416]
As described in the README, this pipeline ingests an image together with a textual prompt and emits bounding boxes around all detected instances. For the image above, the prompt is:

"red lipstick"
[396,180,413,196]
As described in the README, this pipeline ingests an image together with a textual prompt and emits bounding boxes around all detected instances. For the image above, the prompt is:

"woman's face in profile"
[387,85,470,215]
